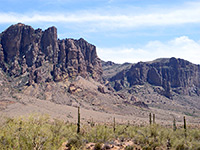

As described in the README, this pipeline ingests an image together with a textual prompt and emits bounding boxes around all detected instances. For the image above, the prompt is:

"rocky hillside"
[0,23,102,85]
[102,58,200,118]
[0,23,148,120]
[0,23,200,124]
[104,58,200,99]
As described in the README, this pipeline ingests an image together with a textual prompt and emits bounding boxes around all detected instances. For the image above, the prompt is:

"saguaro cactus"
[91,118,95,127]
[77,107,80,134]
[183,116,187,137]
[173,118,177,131]
[113,117,116,133]
[153,114,155,124]
[149,113,152,125]
[127,120,130,127]
[183,116,186,130]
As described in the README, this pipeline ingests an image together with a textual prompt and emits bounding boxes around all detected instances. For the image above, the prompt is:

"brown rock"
[1,23,24,63]
[147,67,162,86]
[133,101,149,109]
[28,68,35,86]
[98,85,105,94]
[21,56,28,74]
[107,57,200,98]
[41,26,59,63]
[53,65,62,82]
[34,70,42,83]
[0,23,103,86]
[0,44,4,63]
[8,59,21,76]
[130,95,137,102]
[114,80,123,91]
[68,83,82,94]
[118,93,126,99]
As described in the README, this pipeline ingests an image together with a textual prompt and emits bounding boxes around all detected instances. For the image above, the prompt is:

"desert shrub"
[125,145,134,150]
[93,142,102,150]
[0,114,76,150]
[0,114,200,149]
[85,125,114,143]
[175,141,189,150]
[66,135,83,149]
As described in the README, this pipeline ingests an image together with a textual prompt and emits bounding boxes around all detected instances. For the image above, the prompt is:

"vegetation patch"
[0,114,200,150]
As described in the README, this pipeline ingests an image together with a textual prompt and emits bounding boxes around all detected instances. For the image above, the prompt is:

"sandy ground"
[0,95,147,125]
[1,94,200,126]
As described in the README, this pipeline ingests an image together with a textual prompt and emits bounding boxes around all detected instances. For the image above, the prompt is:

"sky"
[1,0,200,64]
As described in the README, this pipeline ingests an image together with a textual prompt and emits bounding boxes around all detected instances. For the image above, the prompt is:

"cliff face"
[107,57,200,98]
[0,23,102,84]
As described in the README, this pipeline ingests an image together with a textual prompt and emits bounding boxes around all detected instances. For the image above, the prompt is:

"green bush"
[125,145,134,150]
[0,114,200,150]
[93,142,102,150]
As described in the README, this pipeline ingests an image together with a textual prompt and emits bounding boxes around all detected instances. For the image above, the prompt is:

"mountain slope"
[103,58,200,117]
[0,23,200,124]
[0,23,147,120]
[104,57,200,97]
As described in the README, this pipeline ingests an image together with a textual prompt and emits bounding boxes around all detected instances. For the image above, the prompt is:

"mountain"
[0,23,102,84]
[103,58,200,115]
[0,23,141,121]
[0,23,200,124]
[105,58,200,98]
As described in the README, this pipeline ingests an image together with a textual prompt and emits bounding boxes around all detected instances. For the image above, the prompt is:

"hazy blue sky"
[1,0,200,64]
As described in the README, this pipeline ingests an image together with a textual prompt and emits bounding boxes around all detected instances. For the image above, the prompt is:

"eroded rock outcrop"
[108,57,200,98]
[0,23,102,85]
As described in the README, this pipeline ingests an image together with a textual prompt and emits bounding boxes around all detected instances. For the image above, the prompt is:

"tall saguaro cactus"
[183,116,187,137]
[113,117,116,133]
[153,114,155,124]
[149,113,152,125]
[183,116,186,130]
[173,118,177,131]
[77,107,80,134]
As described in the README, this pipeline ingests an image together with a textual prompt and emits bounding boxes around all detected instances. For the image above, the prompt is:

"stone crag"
[0,23,102,85]
[106,58,200,99]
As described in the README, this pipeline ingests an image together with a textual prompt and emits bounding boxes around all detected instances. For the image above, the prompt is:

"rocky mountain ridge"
[104,58,200,99]
[0,23,102,86]
[0,23,131,116]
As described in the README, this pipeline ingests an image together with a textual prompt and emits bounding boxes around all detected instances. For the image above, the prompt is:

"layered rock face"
[0,23,102,84]
[108,58,200,98]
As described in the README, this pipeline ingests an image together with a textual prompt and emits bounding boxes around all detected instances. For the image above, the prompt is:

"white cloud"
[97,36,200,64]
[0,2,200,30]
